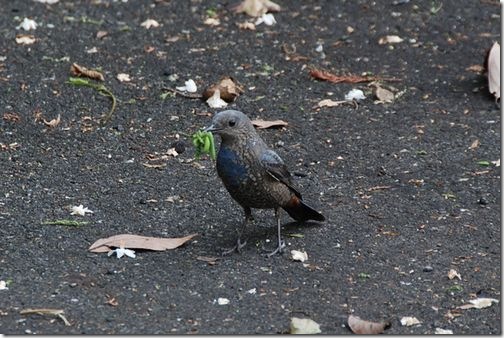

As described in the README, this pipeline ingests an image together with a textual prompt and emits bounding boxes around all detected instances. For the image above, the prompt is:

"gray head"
[205,110,256,141]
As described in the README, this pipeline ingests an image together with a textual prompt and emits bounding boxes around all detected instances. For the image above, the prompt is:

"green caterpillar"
[192,130,216,160]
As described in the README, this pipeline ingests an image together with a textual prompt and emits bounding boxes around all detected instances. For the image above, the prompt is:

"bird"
[205,110,325,256]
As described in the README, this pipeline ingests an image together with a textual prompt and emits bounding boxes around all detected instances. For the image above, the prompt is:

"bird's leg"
[222,207,251,255]
[266,208,286,257]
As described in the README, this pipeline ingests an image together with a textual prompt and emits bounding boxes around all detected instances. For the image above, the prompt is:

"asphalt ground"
[0,0,501,334]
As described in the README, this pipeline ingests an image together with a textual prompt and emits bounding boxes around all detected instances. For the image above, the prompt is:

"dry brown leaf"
[237,21,256,30]
[70,63,104,81]
[196,255,219,265]
[466,64,484,73]
[15,34,36,45]
[317,99,347,107]
[347,315,389,334]
[447,269,461,280]
[469,139,480,150]
[202,77,245,102]
[251,119,288,129]
[310,69,400,84]
[374,86,395,103]
[96,30,108,39]
[457,297,499,310]
[20,308,71,326]
[487,42,500,99]
[43,114,61,128]
[89,233,198,253]
[231,0,281,17]
[290,317,321,334]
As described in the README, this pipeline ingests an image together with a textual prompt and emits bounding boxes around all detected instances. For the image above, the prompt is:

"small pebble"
[478,197,488,205]
[423,265,433,272]
[170,140,186,154]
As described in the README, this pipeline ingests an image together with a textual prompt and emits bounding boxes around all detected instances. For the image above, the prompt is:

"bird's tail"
[283,196,325,222]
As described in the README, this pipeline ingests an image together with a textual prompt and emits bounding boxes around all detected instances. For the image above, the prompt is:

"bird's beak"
[204,124,220,133]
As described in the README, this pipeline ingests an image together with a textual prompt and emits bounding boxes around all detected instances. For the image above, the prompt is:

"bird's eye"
[228,120,236,127]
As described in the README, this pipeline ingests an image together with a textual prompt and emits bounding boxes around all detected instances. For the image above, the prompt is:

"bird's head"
[205,110,256,141]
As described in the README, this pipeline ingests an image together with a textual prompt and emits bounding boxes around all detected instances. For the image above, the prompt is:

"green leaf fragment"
[192,130,216,161]
[477,160,490,166]
[42,220,89,227]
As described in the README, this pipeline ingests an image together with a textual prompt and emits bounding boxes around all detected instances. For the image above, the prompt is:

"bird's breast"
[216,147,249,188]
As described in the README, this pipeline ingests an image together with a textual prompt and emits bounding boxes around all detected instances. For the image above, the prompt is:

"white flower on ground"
[217,297,230,305]
[255,13,276,26]
[70,205,94,216]
[176,79,197,93]
[17,18,38,31]
[108,243,136,259]
[345,88,366,101]
[0,281,8,290]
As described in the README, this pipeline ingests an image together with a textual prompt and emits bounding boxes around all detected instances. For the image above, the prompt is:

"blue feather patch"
[217,147,248,188]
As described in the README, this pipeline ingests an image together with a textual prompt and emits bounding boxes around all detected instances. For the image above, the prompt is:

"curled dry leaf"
[290,250,308,262]
[96,30,108,39]
[447,268,461,280]
[140,19,160,29]
[457,297,499,310]
[20,308,71,326]
[231,0,281,17]
[251,119,288,129]
[374,86,395,103]
[400,316,421,326]
[116,73,131,82]
[43,114,61,128]
[290,317,321,334]
[237,21,256,30]
[15,34,36,45]
[202,77,244,102]
[378,35,404,45]
[347,315,389,334]
[469,139,480,150]
[204,17,220,26]
[487,42,500,99]
[310,68,400,84]
[89,233,198,253]
[317,99,347,108]
[70,63,105,81]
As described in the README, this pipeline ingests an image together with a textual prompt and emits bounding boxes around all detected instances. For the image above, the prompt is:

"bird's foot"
[221,238,247,256]
[265,239,286,257]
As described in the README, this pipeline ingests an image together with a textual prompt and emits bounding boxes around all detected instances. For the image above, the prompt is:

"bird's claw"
[265,239,286,257]
[221,238,247,256]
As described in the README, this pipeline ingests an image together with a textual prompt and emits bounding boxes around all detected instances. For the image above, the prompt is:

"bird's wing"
[260,149,302,198]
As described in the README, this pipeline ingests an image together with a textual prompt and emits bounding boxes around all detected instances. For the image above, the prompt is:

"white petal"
[115,248,125,258]
[206,89,228,108]
[255,13,276,26]
[17,18,38,31]
[217,297,230,305]
[345,89,366,101]
[0,280,8,290]
[123,249,136,258]
[70,205,93,216]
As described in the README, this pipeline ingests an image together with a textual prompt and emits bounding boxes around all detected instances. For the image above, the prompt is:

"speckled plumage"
[206,110,325,256]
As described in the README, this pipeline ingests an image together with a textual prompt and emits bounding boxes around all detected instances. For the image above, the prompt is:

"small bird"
[205,110,325,256]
